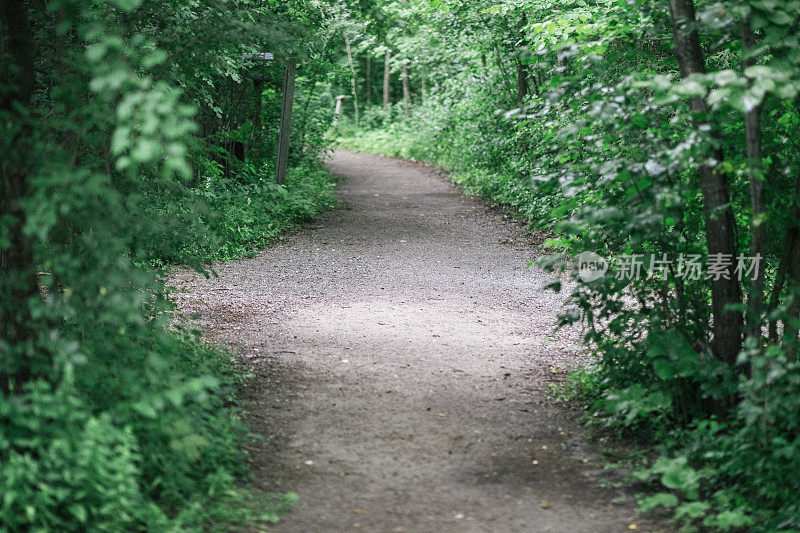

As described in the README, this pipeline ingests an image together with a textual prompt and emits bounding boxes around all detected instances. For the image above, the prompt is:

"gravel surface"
[172,151,667,532]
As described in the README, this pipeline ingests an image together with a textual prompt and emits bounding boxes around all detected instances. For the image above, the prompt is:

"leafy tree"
[1,0,337,528]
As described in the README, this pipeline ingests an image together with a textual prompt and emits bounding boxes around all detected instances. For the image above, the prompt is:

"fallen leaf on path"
[628,525,638,530]
[353,509,367,515]
[540,500,551,510]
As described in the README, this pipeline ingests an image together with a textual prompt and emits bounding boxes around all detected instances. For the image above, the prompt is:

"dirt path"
[174,151,664,532]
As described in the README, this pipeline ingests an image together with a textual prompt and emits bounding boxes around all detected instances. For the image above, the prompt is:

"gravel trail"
[173,151,664,532]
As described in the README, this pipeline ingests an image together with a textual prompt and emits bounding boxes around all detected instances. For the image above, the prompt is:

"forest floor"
[172,151,668,532]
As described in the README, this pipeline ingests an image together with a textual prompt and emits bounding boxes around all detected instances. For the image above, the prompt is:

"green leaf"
[674,501,709,520]
[639,492,679,513]
[652,359,675,381]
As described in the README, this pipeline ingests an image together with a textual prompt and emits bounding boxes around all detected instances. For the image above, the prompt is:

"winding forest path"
[174,151,663,532]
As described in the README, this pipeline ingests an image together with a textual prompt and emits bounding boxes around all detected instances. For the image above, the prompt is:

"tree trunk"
[768,174,800,342]
[275,59,297,185]
[786,235,800,356]
[298,78,318,148]
[516,14,530,107]
[493,43,515,101]
[402,60,411,117]
[344,35,359,128]
[365,55,372,105]
[253,79,264,132]
[0,0,39,387]
[420,62,427,104]
[383,49,391,110]
[244,78,264,161]
[742,22,766,339]
[668,0,743,365]
[516,59,529,107]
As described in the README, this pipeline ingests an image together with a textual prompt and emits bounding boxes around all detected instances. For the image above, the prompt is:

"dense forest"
[3,0,800,530]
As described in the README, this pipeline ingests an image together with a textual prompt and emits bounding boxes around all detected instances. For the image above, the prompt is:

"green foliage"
[1,0,338,529]
[148,160,336,262]
[0,375,158,531]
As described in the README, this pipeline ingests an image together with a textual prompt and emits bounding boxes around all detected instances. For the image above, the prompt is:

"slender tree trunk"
[244,78,264,161]
[253,79,264,132]
[493,43,515,102]
[786,237,800,356]
[402,60,411,117]
[516,14,530,107]
[742,22,766,339]
[768,173,800,342]
[344,35,359,128]
[383,49,391,110]
[420,62,427,104]
[298,78,318,148]
[365,55,372,105]
[0,0,39,387]
[774,173,800,351]
[275,59,297,185]
[768,227,797,341]
[669,0,743,365]
[516,58,529,107]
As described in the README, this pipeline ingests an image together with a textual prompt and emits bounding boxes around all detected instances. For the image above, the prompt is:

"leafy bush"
[1,0,335,529]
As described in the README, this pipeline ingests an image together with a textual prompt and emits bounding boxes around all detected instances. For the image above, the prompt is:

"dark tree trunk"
[253,79,264,132]
[402,60,411,117]
[742,22,766,339]
[786,236,800,356]
[275,59,297,185]
[516,59,529,107]
[0,0,40,386]
[516,14,530,107]
[767,229,796,342]
[383,49,391,110]
[243,78,264,161]
[668,0,743,365]
[493,43,514,100]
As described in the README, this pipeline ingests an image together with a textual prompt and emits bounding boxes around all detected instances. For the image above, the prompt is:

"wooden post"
[333,95,347,128]
[275,58,297,185]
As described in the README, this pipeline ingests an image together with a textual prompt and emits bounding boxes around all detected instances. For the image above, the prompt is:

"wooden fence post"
[275,58,297,185]
[333,95,346,128]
